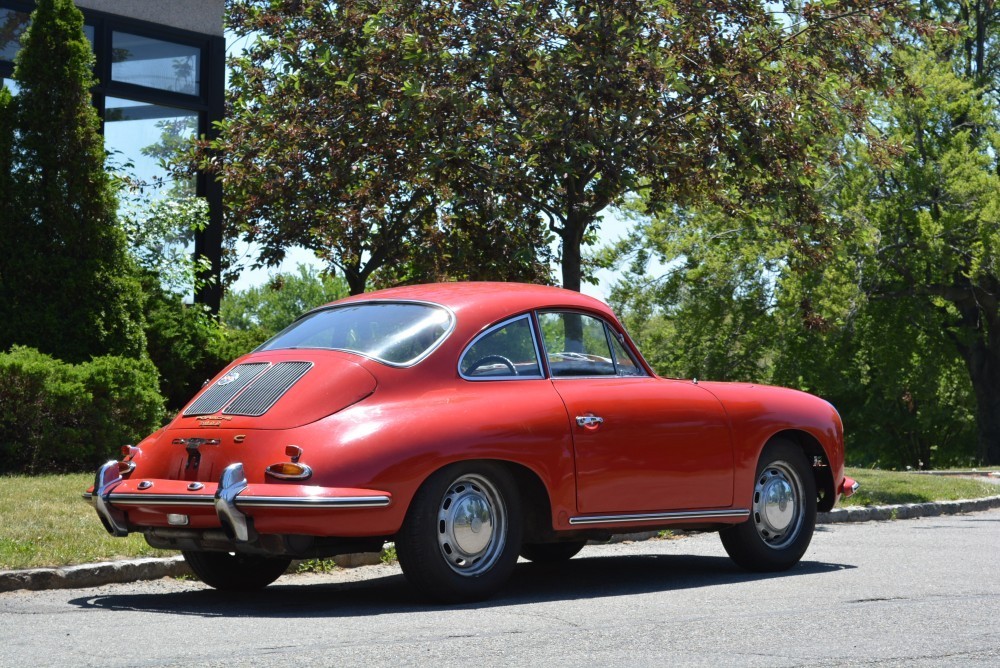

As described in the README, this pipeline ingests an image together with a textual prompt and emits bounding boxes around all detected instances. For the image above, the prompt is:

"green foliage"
[141,276,233,410]
[611,2,1000,468]
[0,0,146,363]
[213,1,905,294]
[220,264,349,339]
[0,347,164,473]
[212,0,552,294]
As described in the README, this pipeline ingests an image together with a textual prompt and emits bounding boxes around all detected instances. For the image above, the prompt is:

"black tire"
[182,550,291,591]
[520,541,586,563]
[719,439,816,572]
[396,462,523,603]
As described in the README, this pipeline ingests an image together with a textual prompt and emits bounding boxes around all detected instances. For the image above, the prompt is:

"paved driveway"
[2,509,998,667]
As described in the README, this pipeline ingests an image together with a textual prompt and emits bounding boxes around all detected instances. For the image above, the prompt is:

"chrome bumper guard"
[215,463,250,542]
[90,461,391,541]
[93,461,129,537]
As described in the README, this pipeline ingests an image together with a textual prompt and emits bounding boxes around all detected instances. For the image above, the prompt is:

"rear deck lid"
[172,352,376,430]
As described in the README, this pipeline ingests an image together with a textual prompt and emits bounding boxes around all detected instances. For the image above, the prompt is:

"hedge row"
[0,346,164,474]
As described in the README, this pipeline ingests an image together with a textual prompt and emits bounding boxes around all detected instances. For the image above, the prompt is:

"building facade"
[0,0,225,310]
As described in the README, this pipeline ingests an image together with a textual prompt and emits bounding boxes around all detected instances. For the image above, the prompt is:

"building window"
[104,97,199,196]
[111,31,200,96]
[1,0,225,310]
[0,7,29,63]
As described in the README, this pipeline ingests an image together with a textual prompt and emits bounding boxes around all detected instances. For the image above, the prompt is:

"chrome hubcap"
[752,462,803,549]
[437,474,507,576]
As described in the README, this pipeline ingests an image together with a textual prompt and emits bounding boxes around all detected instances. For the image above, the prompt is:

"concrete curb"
[4,495,1000,594]
[816,494,1000,523]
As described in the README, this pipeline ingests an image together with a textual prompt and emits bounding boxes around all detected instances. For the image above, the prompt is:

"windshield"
[258,302,454,366]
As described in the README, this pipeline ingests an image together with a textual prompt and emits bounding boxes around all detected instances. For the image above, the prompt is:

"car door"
[538,311,734,514]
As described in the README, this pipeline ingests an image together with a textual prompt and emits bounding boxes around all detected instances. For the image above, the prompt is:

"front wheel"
[182,550,291,591]
[719,440,816,571]
[396,462,522,603]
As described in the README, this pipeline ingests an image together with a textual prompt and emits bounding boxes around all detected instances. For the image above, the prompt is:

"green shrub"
[0,347,164,473]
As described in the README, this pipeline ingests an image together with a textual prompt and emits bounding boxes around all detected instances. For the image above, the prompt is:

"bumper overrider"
[86,461,392,543]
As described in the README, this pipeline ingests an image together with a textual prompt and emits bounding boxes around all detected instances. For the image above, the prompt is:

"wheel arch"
[767,429,836,512]
[402,457,555,543]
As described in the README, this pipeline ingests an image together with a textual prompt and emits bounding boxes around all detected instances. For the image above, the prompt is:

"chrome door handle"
[576,415,604,429]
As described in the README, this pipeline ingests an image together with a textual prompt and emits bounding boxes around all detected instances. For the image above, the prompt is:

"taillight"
[265,461,313,480]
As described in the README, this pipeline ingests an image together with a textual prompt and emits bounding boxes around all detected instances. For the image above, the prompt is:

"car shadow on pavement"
[67,553,853,619]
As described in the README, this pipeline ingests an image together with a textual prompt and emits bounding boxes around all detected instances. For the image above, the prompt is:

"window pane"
[0,8,30,63]
[460,317,541,378]
[539,312,616,377]
[111,31,200,95]
[260,303,454,366]
[609,333,644,376]
[104,97,199,197]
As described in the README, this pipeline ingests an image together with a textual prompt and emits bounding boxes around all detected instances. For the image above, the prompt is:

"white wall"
[74,0,223,36]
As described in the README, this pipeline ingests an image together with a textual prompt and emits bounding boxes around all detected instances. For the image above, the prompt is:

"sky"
[229,212,638,304]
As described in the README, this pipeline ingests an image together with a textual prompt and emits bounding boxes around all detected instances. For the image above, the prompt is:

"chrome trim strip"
[105,492,389,509]
[236,495,391,509]
[110,494,216,507]
[568,508,750,526]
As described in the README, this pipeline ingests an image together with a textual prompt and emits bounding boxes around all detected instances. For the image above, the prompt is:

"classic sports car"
[87,282,857,602]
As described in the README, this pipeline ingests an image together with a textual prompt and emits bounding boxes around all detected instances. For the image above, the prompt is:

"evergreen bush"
[0,347,164,473]
[0,0,146,363]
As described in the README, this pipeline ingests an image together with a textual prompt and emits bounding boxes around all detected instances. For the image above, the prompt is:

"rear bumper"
[86,461,393,542]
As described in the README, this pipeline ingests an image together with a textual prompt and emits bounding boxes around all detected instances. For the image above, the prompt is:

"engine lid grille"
[224,361,313,416]
[183,362,269,416]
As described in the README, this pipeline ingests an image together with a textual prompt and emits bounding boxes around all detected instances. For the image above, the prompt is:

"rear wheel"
[396,462,522,603]
[520,541,586,563]
[182,550,291,591]
[719,439,816,571]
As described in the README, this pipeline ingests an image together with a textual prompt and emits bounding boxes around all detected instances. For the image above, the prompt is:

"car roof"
[329,282,617,324]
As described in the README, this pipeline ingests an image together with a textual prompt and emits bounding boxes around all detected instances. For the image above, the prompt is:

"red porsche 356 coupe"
[87,282,856,602]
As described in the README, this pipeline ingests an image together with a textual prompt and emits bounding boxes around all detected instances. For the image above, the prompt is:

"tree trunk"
[960,338,1000,465]
[559,211,591,293]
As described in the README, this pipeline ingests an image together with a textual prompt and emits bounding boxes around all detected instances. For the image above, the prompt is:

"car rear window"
[258,302,454,366]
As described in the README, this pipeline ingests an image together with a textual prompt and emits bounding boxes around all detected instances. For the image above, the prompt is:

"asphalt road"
[2,509,998,668]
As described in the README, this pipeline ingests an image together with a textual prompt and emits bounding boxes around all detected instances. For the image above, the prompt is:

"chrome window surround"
[257,299,456,368]
[458,314,545,381]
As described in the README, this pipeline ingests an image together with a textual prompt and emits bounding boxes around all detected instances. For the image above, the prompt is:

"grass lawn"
[0,473,163,571]
[1,468,997,571]
[839,467,998,507]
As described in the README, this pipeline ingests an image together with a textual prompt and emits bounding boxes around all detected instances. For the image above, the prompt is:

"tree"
[445,0,910,291]
[0,0,145,363]
[836,29,1000,464]
[0,85,15,302]
[213,1,907,295]
[608,3,1000,467]
[208,0,550,295]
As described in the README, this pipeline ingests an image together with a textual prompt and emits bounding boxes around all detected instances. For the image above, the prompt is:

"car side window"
[608,330,644,376]
[459,316,543,379]
[538,312,617,377]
